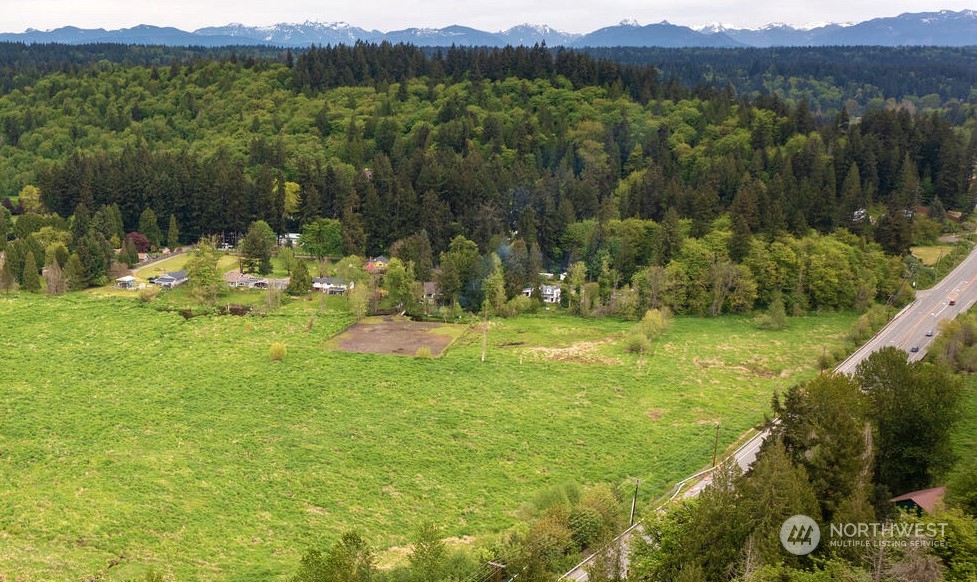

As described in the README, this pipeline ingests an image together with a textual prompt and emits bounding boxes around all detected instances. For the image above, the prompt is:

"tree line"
[586,46,977,116]
[1,42,974,309]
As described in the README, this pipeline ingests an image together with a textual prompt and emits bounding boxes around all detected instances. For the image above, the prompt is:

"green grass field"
[0,293,858,580]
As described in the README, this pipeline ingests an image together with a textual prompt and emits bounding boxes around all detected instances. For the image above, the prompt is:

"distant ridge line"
[4,10,977,48]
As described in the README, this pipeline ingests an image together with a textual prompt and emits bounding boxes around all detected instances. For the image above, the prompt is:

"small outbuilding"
[115,275,137,289]
[890,486,946,515]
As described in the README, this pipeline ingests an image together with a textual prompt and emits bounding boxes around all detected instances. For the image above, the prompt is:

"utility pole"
[488,561,506,582]
[481,301,488,362]
[629,478,640,526]
[712,422,721,468]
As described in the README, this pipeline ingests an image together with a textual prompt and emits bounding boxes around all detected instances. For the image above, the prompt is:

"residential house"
[422,281,439,304]
[223,270,263,288]
[155,270,188,288]
[541,284,562,304]
[254,277,290,290]
[521,284,562,304]
[365,256,389,274]
[312,277,353,295]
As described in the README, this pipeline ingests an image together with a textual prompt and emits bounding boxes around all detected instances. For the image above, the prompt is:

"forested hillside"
[3,41,977,581]
[1,42,976,313]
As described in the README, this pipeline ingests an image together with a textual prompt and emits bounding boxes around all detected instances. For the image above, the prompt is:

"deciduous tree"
[45,260,67,295]
[186,237,224,305]
[292,531,375,582]
[383,257,422,314]
[300,218,343,260]
[18,184,44,214]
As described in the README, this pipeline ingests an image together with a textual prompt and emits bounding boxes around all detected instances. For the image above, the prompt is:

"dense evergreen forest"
[2,42,976,314]
[583,46,977,115]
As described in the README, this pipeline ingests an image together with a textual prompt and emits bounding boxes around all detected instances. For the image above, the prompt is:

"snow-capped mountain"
[382,25,501,46]
[3,10,977,48]
[569,20,742,48]
[709,10,977,47]
[499,24,581,47]
[195,21,382,45]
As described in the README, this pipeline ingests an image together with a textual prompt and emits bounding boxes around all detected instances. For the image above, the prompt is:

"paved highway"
[561,243,977,581]
[837,245,977,372]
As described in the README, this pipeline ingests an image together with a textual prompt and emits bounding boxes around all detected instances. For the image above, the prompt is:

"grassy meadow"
[0,292,859,580]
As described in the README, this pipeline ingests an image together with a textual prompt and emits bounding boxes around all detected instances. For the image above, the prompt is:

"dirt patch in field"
[646,408,665,421]
[694,355,779,377]
[335,316,456,356]
[523,339,621,365]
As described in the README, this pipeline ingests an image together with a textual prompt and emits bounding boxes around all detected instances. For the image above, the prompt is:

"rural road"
[560,242,977,581]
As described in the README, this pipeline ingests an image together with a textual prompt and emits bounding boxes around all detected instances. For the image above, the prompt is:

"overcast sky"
[3,0,974,34]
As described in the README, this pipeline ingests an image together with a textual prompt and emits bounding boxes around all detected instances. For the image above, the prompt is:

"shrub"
[638,308,673,340]
[138,286,160,303]
[500,294,533,318]
[569,505,605,549]
[756,296,788,330]
[269,342,287,361]
[624,333,651,354]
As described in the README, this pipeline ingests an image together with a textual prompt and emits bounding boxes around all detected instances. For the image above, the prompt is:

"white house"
[541,284,562,304]
[521,284,562,304]
[313,277,353,295]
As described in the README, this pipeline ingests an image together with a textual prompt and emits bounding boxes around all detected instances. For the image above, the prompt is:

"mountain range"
[3,10,977,48]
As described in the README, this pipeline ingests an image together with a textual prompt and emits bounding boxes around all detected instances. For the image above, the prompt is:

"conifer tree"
[139,208,162,249]
[21,250,40,293]
[64,253,86,291]
[167,214,180,249]
[0,254,17,293]
[408,522,448,580]
[286,260,312,295]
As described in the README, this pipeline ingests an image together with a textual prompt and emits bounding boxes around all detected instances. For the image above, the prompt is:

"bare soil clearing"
[336,316,458,356]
